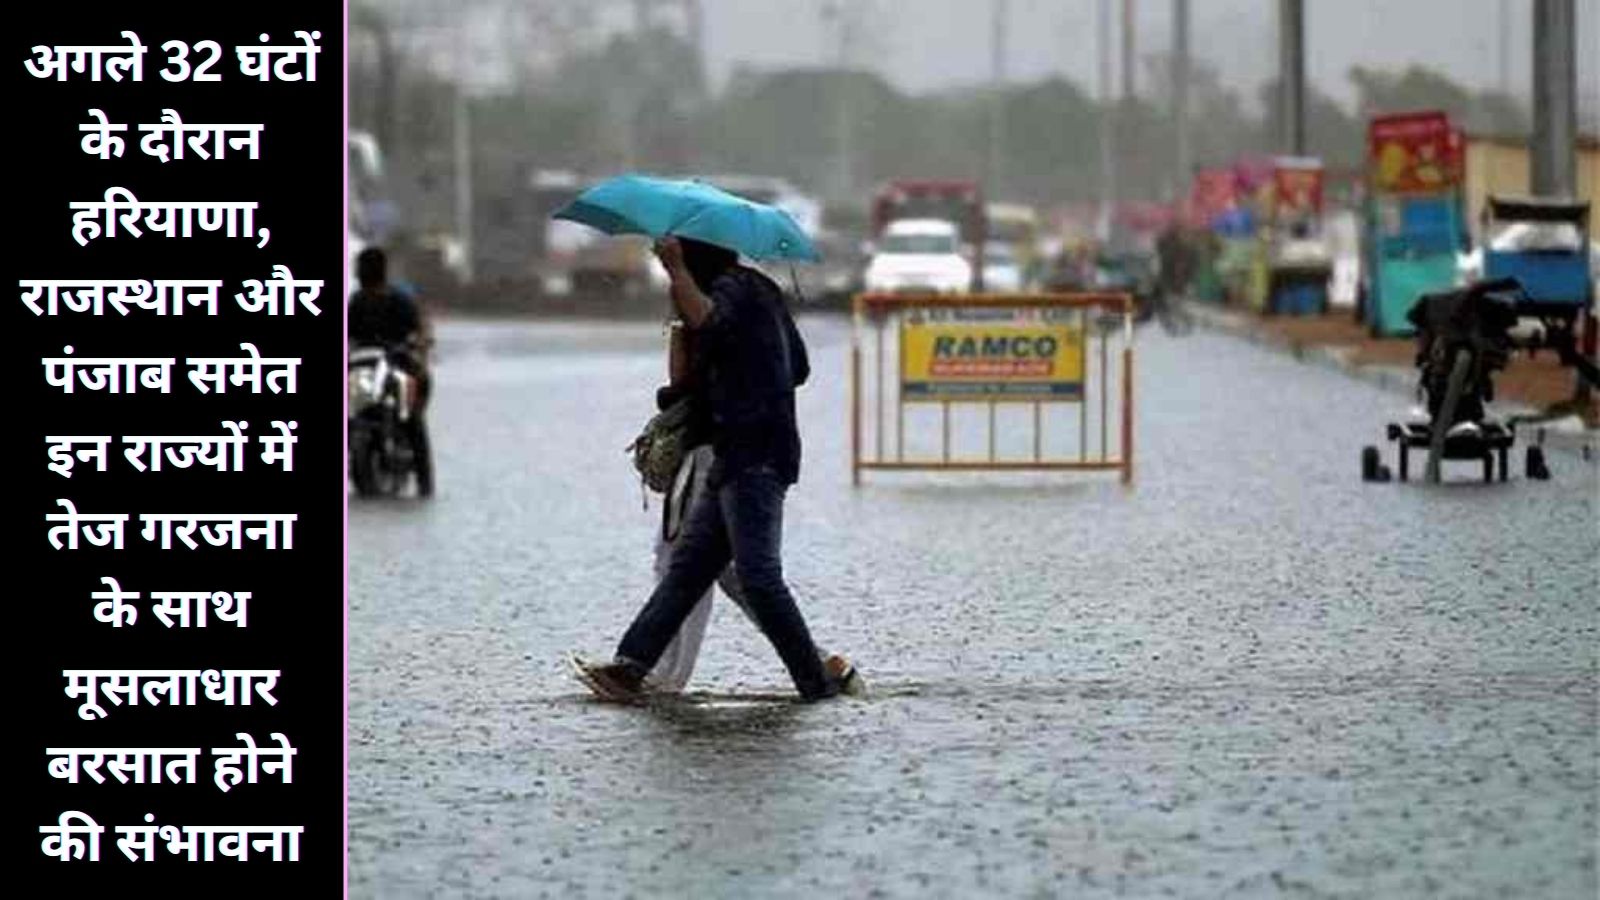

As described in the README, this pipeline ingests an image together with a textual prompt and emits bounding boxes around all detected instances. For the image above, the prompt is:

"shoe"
[823,654,866,697]
[569,655,647,703]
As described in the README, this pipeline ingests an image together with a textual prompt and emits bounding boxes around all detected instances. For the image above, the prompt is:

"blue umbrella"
[553,173,820,262]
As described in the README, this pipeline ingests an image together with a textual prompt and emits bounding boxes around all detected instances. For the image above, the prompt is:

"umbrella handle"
[787,264,806,306]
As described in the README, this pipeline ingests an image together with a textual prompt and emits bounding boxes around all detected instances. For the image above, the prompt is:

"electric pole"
[823,1,858,204]
[1121,0,1135,102]
[1531,0,1577,197]
[989,0,1009,199]
[1122,0,1136,213]
[1172,0,1190,203]
[1278,0,1305,155]
[452,9,474,284]
[1097,0,1115,240]
[683,0,705,88]
[1498,0,1511,99]
[1530,0,1587,402]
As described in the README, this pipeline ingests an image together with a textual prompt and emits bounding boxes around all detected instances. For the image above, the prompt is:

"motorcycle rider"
[348,246,434,496]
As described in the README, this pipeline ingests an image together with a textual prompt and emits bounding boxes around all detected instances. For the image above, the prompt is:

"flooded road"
[349,314,1597,898]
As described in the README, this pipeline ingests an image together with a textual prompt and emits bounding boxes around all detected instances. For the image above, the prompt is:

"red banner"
[1273,160,1324,218]
[1368,110,1463,193]
[1189,168,1238,224]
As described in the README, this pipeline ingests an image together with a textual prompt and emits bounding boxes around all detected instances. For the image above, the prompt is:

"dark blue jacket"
[690,267,809,486]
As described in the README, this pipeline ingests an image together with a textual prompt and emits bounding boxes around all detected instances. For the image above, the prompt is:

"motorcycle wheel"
[350,431,379,496]
[370,437,401,496]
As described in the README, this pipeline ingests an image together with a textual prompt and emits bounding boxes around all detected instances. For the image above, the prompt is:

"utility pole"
[1121,0,1135,102]
[1172,0,1190,203]
[1498,0,1511,98]
[1278,0,1305,155]
[1097,0,1115,241]
[682,0,705,88]
[1530,0,1589,403]
[452,11,474,284]
[988,0,1008,200]
[622,0,652,170]
[352,5,396,155]
[1117,0,1135,241]
[1530,0,1576,197]
[823,1,857,204]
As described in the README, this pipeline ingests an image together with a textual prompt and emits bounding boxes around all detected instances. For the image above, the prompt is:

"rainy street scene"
[346,1,1599,897]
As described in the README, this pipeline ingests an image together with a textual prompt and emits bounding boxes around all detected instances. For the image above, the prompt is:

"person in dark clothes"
[573,237,857,702]
[348,246,434,496]
[643,310,862,696]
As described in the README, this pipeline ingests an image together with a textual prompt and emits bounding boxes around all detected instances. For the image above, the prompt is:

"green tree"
[1349,65,1528,135]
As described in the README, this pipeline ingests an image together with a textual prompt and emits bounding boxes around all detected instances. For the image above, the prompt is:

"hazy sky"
[695,0,1598,115]
[406,0,1598,119]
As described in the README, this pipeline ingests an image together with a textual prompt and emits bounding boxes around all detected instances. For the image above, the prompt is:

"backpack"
[627,393,696,495]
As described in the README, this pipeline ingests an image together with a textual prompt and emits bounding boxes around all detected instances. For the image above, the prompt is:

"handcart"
[1362,277,1552,484]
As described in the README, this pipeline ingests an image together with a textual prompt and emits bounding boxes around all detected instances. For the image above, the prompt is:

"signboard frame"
[898,307,1086,402]
[850,292,1136,485]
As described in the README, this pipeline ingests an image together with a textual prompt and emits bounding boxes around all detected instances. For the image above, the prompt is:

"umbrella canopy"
[552,174,820,262]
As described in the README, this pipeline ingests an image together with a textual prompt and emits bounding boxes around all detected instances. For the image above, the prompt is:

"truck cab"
[871,180,986,291]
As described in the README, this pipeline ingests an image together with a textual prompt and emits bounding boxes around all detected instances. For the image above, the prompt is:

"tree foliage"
[351,21,1534,228]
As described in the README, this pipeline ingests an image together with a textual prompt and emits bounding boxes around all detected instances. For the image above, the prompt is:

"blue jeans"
[617,464,834,699]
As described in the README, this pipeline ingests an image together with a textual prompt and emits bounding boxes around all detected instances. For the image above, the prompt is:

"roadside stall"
[1187,167,1237,304]
[1265,156,1332,316]
[1211,157,1273,309]
[1232,156,1277,312]
[1361,111,1466,336]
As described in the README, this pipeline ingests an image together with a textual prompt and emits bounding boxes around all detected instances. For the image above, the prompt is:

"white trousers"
[647,444,828,691]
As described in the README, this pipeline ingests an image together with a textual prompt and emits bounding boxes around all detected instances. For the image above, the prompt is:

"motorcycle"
[348,341,432,497]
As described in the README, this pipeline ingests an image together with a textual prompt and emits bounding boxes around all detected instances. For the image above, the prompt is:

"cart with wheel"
[1362,277,1553,484]
[1380,417,1515,483]
[1481,196,1597,389]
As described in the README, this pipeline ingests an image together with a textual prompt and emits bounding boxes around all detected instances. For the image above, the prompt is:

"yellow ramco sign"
[901,319,1084,401]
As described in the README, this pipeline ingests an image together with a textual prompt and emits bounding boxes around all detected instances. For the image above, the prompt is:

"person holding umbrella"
[645,302,861,696]
[558,176,860,702]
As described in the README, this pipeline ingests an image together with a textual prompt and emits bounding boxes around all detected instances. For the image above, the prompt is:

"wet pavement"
[349,314,1598,898]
